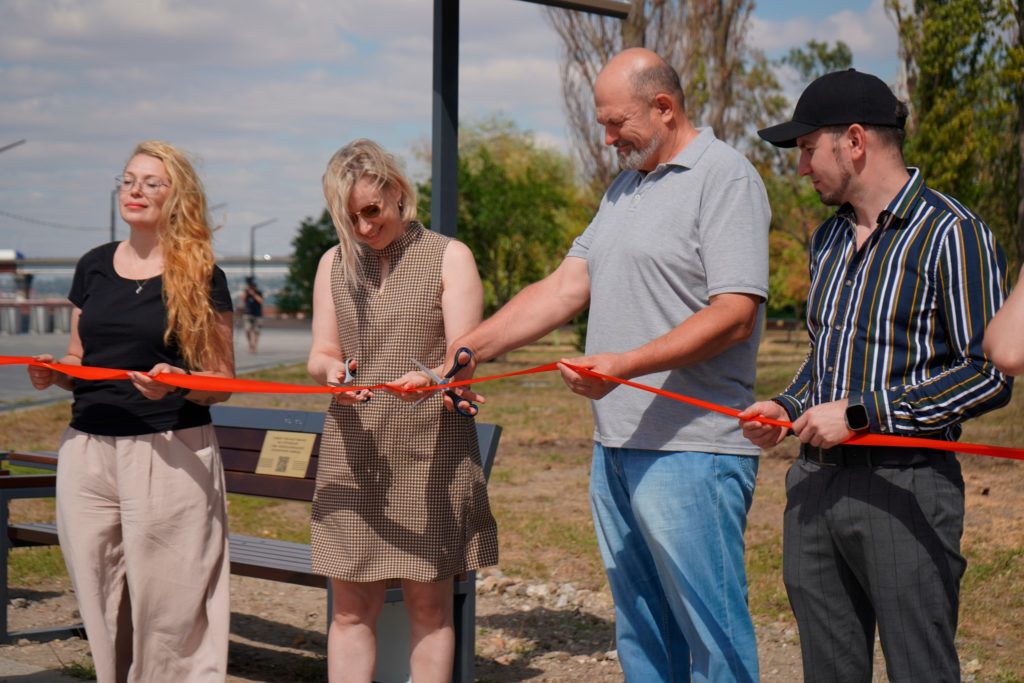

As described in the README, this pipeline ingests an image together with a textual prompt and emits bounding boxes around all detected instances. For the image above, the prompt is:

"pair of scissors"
[409,347,477,417]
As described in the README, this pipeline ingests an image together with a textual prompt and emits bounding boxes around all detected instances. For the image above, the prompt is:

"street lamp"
[249,218,277,278]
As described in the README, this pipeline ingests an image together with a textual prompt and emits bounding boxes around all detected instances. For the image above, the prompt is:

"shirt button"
[826,366,834,372]
[835,324,842,331]
[845,280,853,286]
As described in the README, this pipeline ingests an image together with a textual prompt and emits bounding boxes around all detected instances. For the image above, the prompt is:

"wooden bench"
[2,405,501,683]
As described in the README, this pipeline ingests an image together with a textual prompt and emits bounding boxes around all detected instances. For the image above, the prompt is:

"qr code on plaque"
[275,457,290,473]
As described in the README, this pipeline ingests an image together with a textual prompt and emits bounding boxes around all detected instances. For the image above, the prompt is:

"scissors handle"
[444,389,478,417]
[341,358,357,384]
[444,347,474,379]
[443,347,477,416]
[326,358,357,387]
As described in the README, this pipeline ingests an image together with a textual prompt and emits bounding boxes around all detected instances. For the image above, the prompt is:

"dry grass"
[3,329,1023,679]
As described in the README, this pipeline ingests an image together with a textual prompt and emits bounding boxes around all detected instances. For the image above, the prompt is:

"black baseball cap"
[758,69,904,148]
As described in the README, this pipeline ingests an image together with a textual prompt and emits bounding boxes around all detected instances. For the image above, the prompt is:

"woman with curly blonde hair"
[27,140,235,683]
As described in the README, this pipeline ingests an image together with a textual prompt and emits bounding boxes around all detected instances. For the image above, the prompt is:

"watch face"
[846,404,870,431]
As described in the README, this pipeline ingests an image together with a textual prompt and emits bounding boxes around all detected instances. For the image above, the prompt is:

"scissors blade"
[410,358,444,406]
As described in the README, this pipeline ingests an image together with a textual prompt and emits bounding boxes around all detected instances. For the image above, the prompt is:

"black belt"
[800,444,944,468]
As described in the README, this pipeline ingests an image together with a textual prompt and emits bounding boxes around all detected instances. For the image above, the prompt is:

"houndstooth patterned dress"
[311,222,499,582]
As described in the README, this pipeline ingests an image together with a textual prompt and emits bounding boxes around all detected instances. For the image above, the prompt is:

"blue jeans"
[590,445,759,683]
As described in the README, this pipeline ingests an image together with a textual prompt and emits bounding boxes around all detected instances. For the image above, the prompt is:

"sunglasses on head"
[349,203,382,224]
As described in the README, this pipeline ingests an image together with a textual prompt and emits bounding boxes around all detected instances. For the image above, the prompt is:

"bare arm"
[453,255,591,363]
[984,264,1024,376]
[26,307,84,392]
[559,292,761,399]
[306,247,369,405]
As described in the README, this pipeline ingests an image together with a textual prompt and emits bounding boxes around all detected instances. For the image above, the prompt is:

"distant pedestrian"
[242,276,264,353]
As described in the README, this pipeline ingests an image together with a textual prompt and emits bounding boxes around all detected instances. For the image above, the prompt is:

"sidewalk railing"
[0,301,73,335]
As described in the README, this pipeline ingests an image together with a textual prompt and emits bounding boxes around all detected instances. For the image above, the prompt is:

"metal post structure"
[0,139,26,155]
[517,0,629,17]
[110,188,118,242]
[428,1,628,240]
[431,0,459,238]
[249,218,277,278]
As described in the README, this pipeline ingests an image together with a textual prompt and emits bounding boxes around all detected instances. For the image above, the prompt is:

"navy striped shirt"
[775,168,1012,440]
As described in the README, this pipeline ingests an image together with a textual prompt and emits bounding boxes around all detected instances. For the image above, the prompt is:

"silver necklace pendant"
[135,279,148,294]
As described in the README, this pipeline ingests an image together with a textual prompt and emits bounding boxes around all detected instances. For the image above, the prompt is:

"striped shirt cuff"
[863,389,893,434]
[772,395,804,422]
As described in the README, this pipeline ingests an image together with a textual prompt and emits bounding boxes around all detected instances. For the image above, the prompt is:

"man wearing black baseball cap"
[739,69,1012,682]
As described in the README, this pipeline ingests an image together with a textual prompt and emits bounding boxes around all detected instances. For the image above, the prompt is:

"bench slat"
[224,471,315,500]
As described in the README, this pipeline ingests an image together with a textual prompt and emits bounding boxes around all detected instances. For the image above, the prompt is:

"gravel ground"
[0,569,808,682]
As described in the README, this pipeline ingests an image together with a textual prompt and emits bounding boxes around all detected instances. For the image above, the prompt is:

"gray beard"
[617,133,662,171]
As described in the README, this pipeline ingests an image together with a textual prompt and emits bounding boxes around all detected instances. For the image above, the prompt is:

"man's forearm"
[617,293,760,379]
[455,257,590,362]
[458,278,587,362]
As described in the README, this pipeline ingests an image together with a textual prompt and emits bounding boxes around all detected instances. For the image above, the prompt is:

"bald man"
[447,48,769,682]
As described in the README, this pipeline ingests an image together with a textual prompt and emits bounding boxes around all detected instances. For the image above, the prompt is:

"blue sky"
[0,0,900,260]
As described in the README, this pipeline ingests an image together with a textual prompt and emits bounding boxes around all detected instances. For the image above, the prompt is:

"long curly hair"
[322,139,417,286]
[129,141,229,371]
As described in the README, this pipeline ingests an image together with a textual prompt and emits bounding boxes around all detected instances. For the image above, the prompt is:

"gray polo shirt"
[567,127,769,454]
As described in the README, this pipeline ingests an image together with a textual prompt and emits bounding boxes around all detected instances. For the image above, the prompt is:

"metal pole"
[431,0,459,238]
[249,218,277,278]
[110,189,117,242]
[0,139,26,155]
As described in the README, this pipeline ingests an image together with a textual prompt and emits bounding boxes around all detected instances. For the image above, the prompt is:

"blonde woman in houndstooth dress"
[307,139,498,683]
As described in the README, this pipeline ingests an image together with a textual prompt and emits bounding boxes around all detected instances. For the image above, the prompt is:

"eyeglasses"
[348,203,382,224]
[115,174,170,196]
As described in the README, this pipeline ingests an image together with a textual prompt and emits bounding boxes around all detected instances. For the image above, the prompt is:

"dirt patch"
[0,570,808,682]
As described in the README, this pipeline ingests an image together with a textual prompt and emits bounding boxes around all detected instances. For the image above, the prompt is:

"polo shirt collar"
[632,128,715,182]
[663,126,716,170]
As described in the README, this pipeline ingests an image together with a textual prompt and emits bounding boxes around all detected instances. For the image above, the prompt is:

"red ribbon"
[4,354,1022,461]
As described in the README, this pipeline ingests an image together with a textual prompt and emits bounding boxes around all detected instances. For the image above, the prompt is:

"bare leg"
[327,579,386,683]
[402,578,455,683]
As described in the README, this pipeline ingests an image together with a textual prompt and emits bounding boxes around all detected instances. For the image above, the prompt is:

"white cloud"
[0,0,573,258]
[750,0,899,79]
[0,0,901,259]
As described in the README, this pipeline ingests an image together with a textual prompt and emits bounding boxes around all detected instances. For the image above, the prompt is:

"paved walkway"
[0,322,312,410]
[0,658,83,681]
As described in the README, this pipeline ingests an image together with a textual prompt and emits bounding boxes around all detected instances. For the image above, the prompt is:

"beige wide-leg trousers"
[56,424,230,683]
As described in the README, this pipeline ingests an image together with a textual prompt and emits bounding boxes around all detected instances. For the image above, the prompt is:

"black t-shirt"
[68,242,233,436]
[244,287,263,317]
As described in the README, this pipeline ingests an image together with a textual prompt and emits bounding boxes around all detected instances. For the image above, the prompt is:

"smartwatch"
[844,396,870,432]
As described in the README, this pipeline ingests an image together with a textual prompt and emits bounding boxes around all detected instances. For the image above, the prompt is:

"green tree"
[418,118,593,314]
[277,209,337,316]
[887,0,1023,266]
